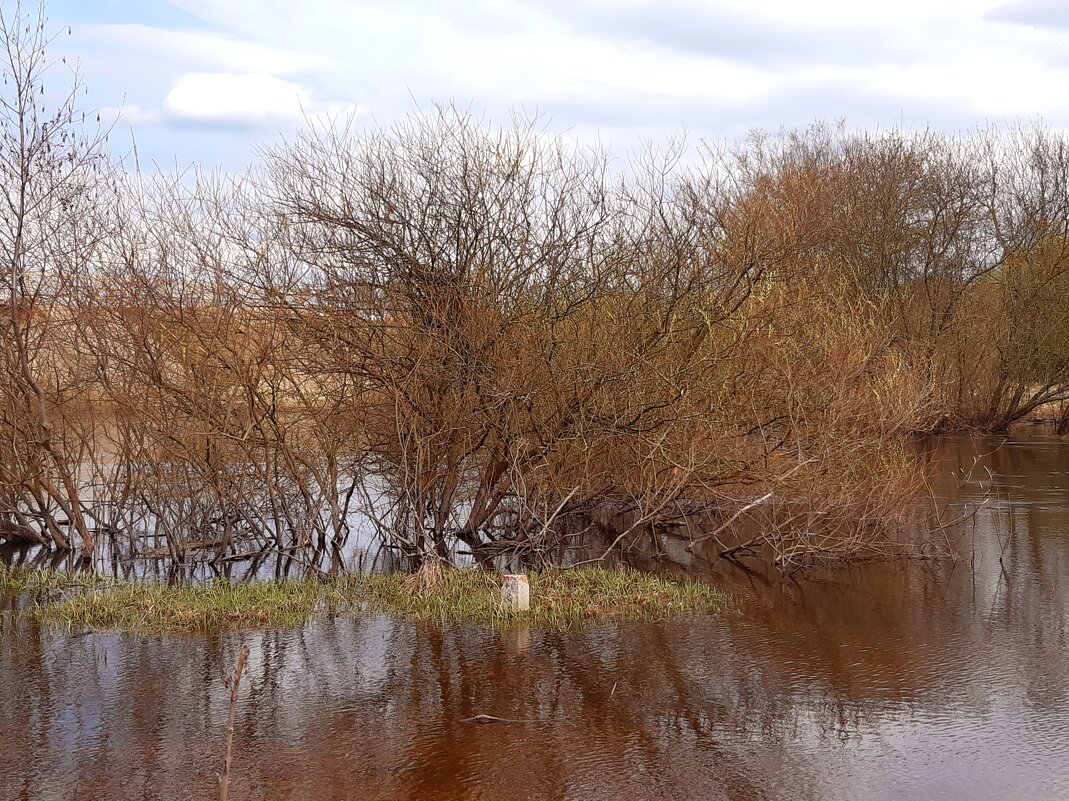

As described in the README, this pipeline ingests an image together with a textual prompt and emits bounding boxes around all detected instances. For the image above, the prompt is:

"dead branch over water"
[2,5,1069,569]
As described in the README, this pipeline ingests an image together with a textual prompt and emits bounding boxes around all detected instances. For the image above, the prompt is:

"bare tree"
[0,0,110,552]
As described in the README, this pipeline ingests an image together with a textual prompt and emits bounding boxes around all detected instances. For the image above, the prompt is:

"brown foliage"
[4,8,1069,568]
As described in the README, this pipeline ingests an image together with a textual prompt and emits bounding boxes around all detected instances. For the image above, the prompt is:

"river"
[2,436,1068,800]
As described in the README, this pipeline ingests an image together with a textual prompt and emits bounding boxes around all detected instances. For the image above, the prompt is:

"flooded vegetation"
[3,3,1069,571]
[3,3,1069,799]
[3,438,1069,801]
[1,566,723,631]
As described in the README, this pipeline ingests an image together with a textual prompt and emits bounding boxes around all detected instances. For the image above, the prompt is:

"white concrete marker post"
[501,574,530,612]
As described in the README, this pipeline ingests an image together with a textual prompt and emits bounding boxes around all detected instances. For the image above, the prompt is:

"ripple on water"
[4,439,1069,800]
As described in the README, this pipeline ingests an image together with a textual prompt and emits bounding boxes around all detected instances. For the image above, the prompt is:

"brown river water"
[1,436,1068,800]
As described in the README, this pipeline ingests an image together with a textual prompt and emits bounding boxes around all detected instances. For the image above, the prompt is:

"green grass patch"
[2,564,724,632]
[346,567,724,627]
[38,580,327,632]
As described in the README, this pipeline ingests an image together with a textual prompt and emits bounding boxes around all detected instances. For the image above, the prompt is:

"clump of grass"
[19,566,723,632]
[39,580,327,632]
[344,567,724,627]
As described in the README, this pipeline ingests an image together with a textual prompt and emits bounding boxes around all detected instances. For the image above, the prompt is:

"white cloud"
[58,0,1069,170]
[162,72,309,128]
[104,73,364,134]
[83,23,326,75]
[99,104,163,127]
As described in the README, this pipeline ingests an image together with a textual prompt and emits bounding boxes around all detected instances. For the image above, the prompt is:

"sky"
[32,0,1069,171]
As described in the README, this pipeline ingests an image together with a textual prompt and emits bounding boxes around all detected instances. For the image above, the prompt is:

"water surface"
[2,437,1068,800]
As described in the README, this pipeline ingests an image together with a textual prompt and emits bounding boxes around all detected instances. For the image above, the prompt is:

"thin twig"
[689,459,816,551]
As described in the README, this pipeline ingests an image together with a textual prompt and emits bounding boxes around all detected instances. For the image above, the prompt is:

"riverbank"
[0,565,724,632]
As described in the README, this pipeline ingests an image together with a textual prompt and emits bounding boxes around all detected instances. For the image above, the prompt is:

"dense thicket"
[2,5,1068,569]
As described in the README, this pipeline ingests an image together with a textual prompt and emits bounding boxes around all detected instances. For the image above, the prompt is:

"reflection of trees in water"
[0,618,849,801]
[3,439,1069,800]
[3,584,1069,801]
[931,439,1069,696]
[0,534,415,588]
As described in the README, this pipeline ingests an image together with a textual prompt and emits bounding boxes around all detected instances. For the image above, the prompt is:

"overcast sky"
[38,0,1069,170]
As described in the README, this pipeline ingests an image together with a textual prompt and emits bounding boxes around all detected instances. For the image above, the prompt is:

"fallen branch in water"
[688,459,817,555]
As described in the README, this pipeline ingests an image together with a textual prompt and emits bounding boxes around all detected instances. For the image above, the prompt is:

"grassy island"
[0,565,724,632]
